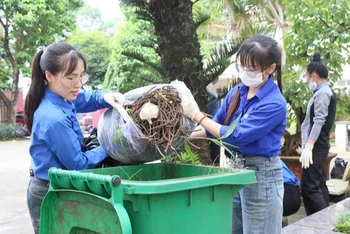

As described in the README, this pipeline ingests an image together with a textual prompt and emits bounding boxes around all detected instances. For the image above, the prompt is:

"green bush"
[335,211,350,233]
[0,124,27,140]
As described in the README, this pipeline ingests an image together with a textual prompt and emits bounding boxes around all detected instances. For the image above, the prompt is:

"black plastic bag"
[83,128,123,168]
[331,158,348,179]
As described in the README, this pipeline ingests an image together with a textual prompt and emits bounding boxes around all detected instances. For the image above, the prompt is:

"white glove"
[181,98,200,120]
[104,92,125,109]
[299,144,314,169]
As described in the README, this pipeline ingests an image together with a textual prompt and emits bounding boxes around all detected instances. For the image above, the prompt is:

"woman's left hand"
[104,92,125,108]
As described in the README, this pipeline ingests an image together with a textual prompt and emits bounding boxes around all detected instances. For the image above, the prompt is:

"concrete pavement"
[0,139,348,234]
[0,139,32,234]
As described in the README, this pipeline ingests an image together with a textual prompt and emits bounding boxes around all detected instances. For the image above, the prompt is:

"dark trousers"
[301,147,329,216]
[283,184,301,216]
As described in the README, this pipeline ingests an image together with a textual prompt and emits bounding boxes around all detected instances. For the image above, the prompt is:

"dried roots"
[126,86,183,152]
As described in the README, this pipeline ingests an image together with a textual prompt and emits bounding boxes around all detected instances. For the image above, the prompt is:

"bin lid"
[40,190,132,234]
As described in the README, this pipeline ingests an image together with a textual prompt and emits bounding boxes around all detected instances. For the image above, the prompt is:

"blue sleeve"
[219,101,286,147]
[43,118,108,170]
[74,90,111,113]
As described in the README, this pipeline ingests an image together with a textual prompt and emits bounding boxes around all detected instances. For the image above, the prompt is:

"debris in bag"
[98,80,197,164]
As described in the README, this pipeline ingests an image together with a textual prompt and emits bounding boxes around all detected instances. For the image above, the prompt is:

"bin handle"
[48,168,122,199]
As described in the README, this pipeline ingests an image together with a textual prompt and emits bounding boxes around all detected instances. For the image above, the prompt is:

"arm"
[185,87,240,139]
[192,112,222,138]
[219,102,286,146]
[189,125,206,138]
[74,90,110,113]
[74,90,125,113]
[43,118,108,170]
[307,91,331,146]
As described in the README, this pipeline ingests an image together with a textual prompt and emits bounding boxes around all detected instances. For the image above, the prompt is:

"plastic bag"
[98,80,197,164]
[83,128,123,168]
[331,158,348,179]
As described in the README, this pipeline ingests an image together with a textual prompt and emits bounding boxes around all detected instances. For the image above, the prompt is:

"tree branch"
[318,16,332,29]
[263,8,277,24]
[265,0,283,27]
[0,11,15,68]
[224,0,240,38]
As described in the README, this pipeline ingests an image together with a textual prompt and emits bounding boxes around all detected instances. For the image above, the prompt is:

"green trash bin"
[40,163,256,234]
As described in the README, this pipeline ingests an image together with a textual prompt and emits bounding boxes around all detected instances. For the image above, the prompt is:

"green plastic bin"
[40,163,256,234]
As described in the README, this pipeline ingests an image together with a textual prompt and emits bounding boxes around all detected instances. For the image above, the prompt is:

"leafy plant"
[0,124,27,140]
[335,211,350,233]
[178,141,202,165]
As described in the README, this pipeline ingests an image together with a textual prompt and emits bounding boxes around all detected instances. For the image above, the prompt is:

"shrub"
[335,211,350,233]
[0,123,27,140]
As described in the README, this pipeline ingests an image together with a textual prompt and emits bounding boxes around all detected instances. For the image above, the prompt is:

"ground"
[0,139,32,234]
[0,139,347,234]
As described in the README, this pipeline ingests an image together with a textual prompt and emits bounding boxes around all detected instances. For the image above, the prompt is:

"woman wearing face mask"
[299,52,336,216]
[24,42,125,234]
[182,34,287,233]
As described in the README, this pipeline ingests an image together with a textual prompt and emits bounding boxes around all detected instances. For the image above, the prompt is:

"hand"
[181,98,200,120]
[104,92,125,108]
[299,144,314,169]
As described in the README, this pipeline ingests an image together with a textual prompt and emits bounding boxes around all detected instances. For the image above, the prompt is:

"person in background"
[182,34,287,233]
[24,42,124,234]
[281,160,301,217]
[299,52,336,216]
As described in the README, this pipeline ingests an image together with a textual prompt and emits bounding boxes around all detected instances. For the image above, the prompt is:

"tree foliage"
[0,0,83,123]
[67,30,112,89]
[104,7,165,93]
[281,0,350,155]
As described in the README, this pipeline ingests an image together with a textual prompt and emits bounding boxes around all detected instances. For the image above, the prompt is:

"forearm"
[189,126,206,138]
[75,90,110,113]
[308,123,322,143]
[192,112,221,138]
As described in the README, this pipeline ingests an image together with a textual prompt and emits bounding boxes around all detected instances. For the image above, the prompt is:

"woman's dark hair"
[306,52,328,79]
[225,34,282,125]
[24,42,86,133]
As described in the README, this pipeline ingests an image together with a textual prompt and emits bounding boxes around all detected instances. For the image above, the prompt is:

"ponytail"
[24,50,46,133]
[276,65,283,94]
[224,90,240,125]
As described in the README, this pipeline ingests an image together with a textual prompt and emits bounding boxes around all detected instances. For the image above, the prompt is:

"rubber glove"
[104,92,125,108]
[299,144,314,169]
[181,98,200,120]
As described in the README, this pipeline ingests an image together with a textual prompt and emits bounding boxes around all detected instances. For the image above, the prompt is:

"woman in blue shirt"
[182,34,287,233]
[24,42,124,234]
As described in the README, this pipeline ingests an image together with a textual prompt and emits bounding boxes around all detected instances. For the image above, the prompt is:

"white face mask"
[240,70,264,88]
[308,81,317,91]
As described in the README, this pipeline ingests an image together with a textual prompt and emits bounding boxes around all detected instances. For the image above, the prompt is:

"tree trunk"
[152,1,207,110]
[8,67,20,124]
[151,0,210,163]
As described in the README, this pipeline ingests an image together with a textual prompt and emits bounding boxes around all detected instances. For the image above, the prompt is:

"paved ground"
[0,139,347,234]
[0,139,32,234]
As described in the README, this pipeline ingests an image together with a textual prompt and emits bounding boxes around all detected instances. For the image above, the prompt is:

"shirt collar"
[45,88,75,115]
[314,81,330,93]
